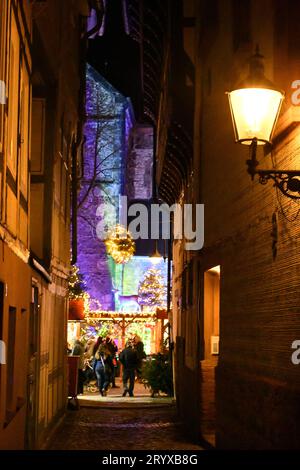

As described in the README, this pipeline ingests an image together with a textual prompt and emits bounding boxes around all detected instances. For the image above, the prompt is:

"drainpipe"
[167,223,174,396]
[71,134,81,266]
[71,1,105,266]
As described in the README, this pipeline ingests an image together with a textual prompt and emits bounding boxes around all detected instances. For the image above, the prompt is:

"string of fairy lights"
[68,252,168,343]
[68,265,103,314]
[69,225,166,329]
[86,311,157,322]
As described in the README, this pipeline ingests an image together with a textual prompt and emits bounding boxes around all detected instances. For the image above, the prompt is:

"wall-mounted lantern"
[227,47,300,199]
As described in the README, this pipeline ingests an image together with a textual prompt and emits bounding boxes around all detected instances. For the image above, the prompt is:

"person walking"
[93,337,110,396]
[82,337,96,391]
[119,341,138,397]
[72,339,85,395]
[85,336,96,358]
[105,336,118,388]
[133,335,146,381]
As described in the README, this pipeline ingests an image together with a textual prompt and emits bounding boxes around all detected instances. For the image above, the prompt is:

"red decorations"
[156,308,168,320]
[69,299,85,320]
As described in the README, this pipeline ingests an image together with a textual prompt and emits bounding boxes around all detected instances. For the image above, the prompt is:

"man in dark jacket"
[133,335,146,380]
[119,341,138,397]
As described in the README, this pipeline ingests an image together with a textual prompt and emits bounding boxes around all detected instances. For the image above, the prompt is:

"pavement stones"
[47,405,203,451]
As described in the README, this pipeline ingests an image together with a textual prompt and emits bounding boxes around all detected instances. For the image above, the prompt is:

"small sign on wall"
[211,335,219,355]
[0,340,6,364]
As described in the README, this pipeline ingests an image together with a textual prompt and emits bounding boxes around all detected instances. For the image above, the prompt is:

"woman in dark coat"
[93,337,111,396]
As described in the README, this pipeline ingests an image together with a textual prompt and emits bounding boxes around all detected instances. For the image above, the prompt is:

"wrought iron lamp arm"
[246,139,300,200]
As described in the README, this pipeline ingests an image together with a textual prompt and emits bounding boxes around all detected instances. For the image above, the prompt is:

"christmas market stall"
[68,308,169,355]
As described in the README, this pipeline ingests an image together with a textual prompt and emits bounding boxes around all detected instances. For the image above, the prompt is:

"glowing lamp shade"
[150,253,162,265]
[150,247,162,264]
[228,87,283,145]
[150,240,162,264]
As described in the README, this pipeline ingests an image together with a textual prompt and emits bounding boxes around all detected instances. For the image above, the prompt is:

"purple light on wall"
[87,3,106,38]
[76,65,134,310]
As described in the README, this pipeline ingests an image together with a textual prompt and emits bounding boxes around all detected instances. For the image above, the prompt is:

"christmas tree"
[68,265,86,299]
[138,268,167,308]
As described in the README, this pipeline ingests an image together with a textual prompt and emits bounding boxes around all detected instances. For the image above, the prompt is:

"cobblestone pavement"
[48,404,203,451]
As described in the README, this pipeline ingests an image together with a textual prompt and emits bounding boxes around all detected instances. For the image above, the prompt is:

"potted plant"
[141,353,173,397]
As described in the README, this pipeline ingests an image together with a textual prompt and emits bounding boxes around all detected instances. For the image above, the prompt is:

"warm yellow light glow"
[228,88,283,144]
[208,265,220,274]
[150,255,162,264]
[105,224,135,264]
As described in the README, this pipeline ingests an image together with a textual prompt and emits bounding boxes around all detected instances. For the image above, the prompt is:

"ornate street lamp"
[227,47,300,199]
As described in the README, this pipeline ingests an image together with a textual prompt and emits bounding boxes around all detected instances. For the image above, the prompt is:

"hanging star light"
[104,224,135,264]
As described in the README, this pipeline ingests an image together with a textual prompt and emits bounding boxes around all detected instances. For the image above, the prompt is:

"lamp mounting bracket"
[246,138,300,200]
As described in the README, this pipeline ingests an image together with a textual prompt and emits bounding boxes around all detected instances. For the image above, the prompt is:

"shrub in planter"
[141,353,173,397]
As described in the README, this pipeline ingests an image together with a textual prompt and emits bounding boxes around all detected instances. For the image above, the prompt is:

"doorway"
[201,265,220,446]
[25,284,40,449]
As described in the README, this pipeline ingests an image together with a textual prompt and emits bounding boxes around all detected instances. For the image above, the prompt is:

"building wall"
[77,66,135,310]
[199,0,300,449]
[168,0,300,450]
[0,0,89,449]
[0,0,32,450]
[29,0,89,449]
[0,240,31,450]
[77,66,157,312]
[34,277,67,448]
[125,125,153,200]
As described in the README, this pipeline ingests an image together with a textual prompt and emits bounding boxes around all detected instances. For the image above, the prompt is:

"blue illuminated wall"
[76,65,167,311]
[77,65,134,310]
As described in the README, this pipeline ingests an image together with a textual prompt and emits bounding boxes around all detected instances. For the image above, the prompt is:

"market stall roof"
[86,311,157,321]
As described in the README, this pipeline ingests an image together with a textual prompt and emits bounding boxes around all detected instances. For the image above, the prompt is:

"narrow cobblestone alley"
[47,403,203,451]
[2,0,300,459]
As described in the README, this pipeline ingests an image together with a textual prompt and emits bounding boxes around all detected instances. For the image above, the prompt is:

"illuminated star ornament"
[104,224,135,264]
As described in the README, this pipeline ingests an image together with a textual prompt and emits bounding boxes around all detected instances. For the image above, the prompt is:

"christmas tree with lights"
[138,268,166,308]
[68,265,92,320]
[68,265,86,300]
